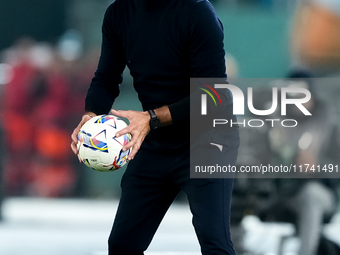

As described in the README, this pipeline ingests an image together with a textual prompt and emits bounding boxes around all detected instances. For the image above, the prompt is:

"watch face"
[150,118,161,129]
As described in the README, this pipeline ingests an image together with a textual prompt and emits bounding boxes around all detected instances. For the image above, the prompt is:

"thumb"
[82,114,92,122]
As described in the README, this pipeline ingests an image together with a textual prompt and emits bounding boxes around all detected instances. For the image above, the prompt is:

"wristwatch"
[148,109,161,129]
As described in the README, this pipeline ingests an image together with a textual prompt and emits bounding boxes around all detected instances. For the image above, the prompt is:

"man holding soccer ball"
[71,0,239,254]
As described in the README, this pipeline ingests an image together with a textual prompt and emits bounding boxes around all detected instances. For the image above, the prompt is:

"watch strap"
[148,109,161,129]
[148,109,157,120]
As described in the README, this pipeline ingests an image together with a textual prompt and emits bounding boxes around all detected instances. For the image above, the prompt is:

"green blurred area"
[218,9,292,78]
[0,0,67,49]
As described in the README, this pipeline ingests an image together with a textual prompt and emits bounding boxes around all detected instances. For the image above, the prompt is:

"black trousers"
[108,130,238,255]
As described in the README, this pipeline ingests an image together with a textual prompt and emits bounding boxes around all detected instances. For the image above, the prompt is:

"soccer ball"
[77,115,132,172]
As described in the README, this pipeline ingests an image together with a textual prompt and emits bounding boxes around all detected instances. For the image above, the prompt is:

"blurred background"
[0,0,340,254]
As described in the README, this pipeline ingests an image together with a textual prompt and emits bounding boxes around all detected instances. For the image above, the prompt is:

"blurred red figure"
[1,39,76,197]
[31,60,76,197]
[2,58,37,195]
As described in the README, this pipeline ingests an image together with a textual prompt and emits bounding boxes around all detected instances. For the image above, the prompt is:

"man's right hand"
[71,113,96,160]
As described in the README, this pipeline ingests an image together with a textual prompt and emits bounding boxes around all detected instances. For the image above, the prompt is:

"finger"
[115,126,132,138]
[122,134,137,152]
[124,125,149,150]
[111,109,130,118]
[128,139,142,160]
[71,122,84,143]
[82,114,92,122]
[79,115,92,129]
[72,115,92,143]
[125,129,148,159]
[71,142,78,155]
[71,128,79,144]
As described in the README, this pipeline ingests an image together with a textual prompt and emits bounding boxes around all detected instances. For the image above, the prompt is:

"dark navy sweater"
[85,0,227,141]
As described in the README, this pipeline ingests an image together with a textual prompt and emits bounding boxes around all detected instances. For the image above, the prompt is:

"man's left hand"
[111,109,150,160]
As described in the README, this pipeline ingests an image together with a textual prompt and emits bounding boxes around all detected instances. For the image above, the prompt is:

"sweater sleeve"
[85,3,126,115]
[168,0,227,123]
